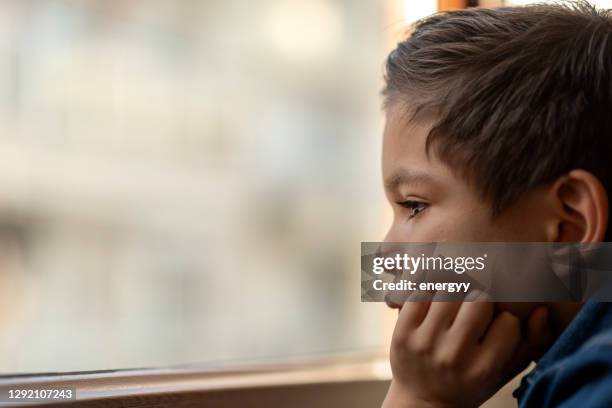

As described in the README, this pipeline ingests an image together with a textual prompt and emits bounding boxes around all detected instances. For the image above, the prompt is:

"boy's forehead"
[383,109,434,174]
[382,107,457,190]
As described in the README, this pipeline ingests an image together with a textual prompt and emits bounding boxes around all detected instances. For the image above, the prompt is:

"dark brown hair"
[383,1,612,231]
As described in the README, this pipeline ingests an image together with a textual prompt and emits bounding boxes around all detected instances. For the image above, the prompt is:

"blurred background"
[0,0,609,378]
[0,0,400,374]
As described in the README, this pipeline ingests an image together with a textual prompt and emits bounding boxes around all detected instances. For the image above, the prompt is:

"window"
[0,0,399,376]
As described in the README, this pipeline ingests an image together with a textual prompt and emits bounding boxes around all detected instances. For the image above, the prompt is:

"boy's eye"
[399,200,428,219]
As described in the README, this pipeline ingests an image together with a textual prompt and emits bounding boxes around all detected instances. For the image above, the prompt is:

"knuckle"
[468,364,494,384]
[410,335,433,355]
[435,340,464,369]
[471,356,501,383]
[436,348,460,370]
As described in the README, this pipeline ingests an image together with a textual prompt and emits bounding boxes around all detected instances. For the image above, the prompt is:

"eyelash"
[399,200,428,219]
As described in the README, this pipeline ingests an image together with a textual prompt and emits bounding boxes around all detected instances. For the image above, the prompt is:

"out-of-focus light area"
[506,0,612,6]
[404,0,437,24]
[0,0,400,373]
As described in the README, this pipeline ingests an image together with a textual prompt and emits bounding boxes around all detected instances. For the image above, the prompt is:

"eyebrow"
[384,168,440,191]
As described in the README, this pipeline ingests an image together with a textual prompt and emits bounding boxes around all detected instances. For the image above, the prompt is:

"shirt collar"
[513,301,612,401]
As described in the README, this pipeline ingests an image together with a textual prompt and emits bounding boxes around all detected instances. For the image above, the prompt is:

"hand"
[382,300,552,408]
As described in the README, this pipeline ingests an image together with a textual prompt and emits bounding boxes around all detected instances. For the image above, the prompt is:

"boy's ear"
[548,170,609,243]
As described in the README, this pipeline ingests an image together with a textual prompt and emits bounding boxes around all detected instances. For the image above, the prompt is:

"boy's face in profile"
[382,105,553,318]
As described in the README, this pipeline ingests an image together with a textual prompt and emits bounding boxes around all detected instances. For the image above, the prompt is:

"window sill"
[0,352,391,407]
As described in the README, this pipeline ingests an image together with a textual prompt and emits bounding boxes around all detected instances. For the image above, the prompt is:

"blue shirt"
[514,302,612,407]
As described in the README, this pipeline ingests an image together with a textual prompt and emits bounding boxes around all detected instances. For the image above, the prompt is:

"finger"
[394,301,432,337]
[390,288,435,316]
[409,288,435,302]
[418,301,463,338]
[525,305,554,352]
[464,288,488,302]
[449,299,495,342]
[474,312,521,376]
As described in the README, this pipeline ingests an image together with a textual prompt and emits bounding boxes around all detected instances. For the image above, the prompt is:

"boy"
[380,2,612,407]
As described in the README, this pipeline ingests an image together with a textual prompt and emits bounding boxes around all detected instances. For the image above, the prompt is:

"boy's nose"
[383,223,398,243]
